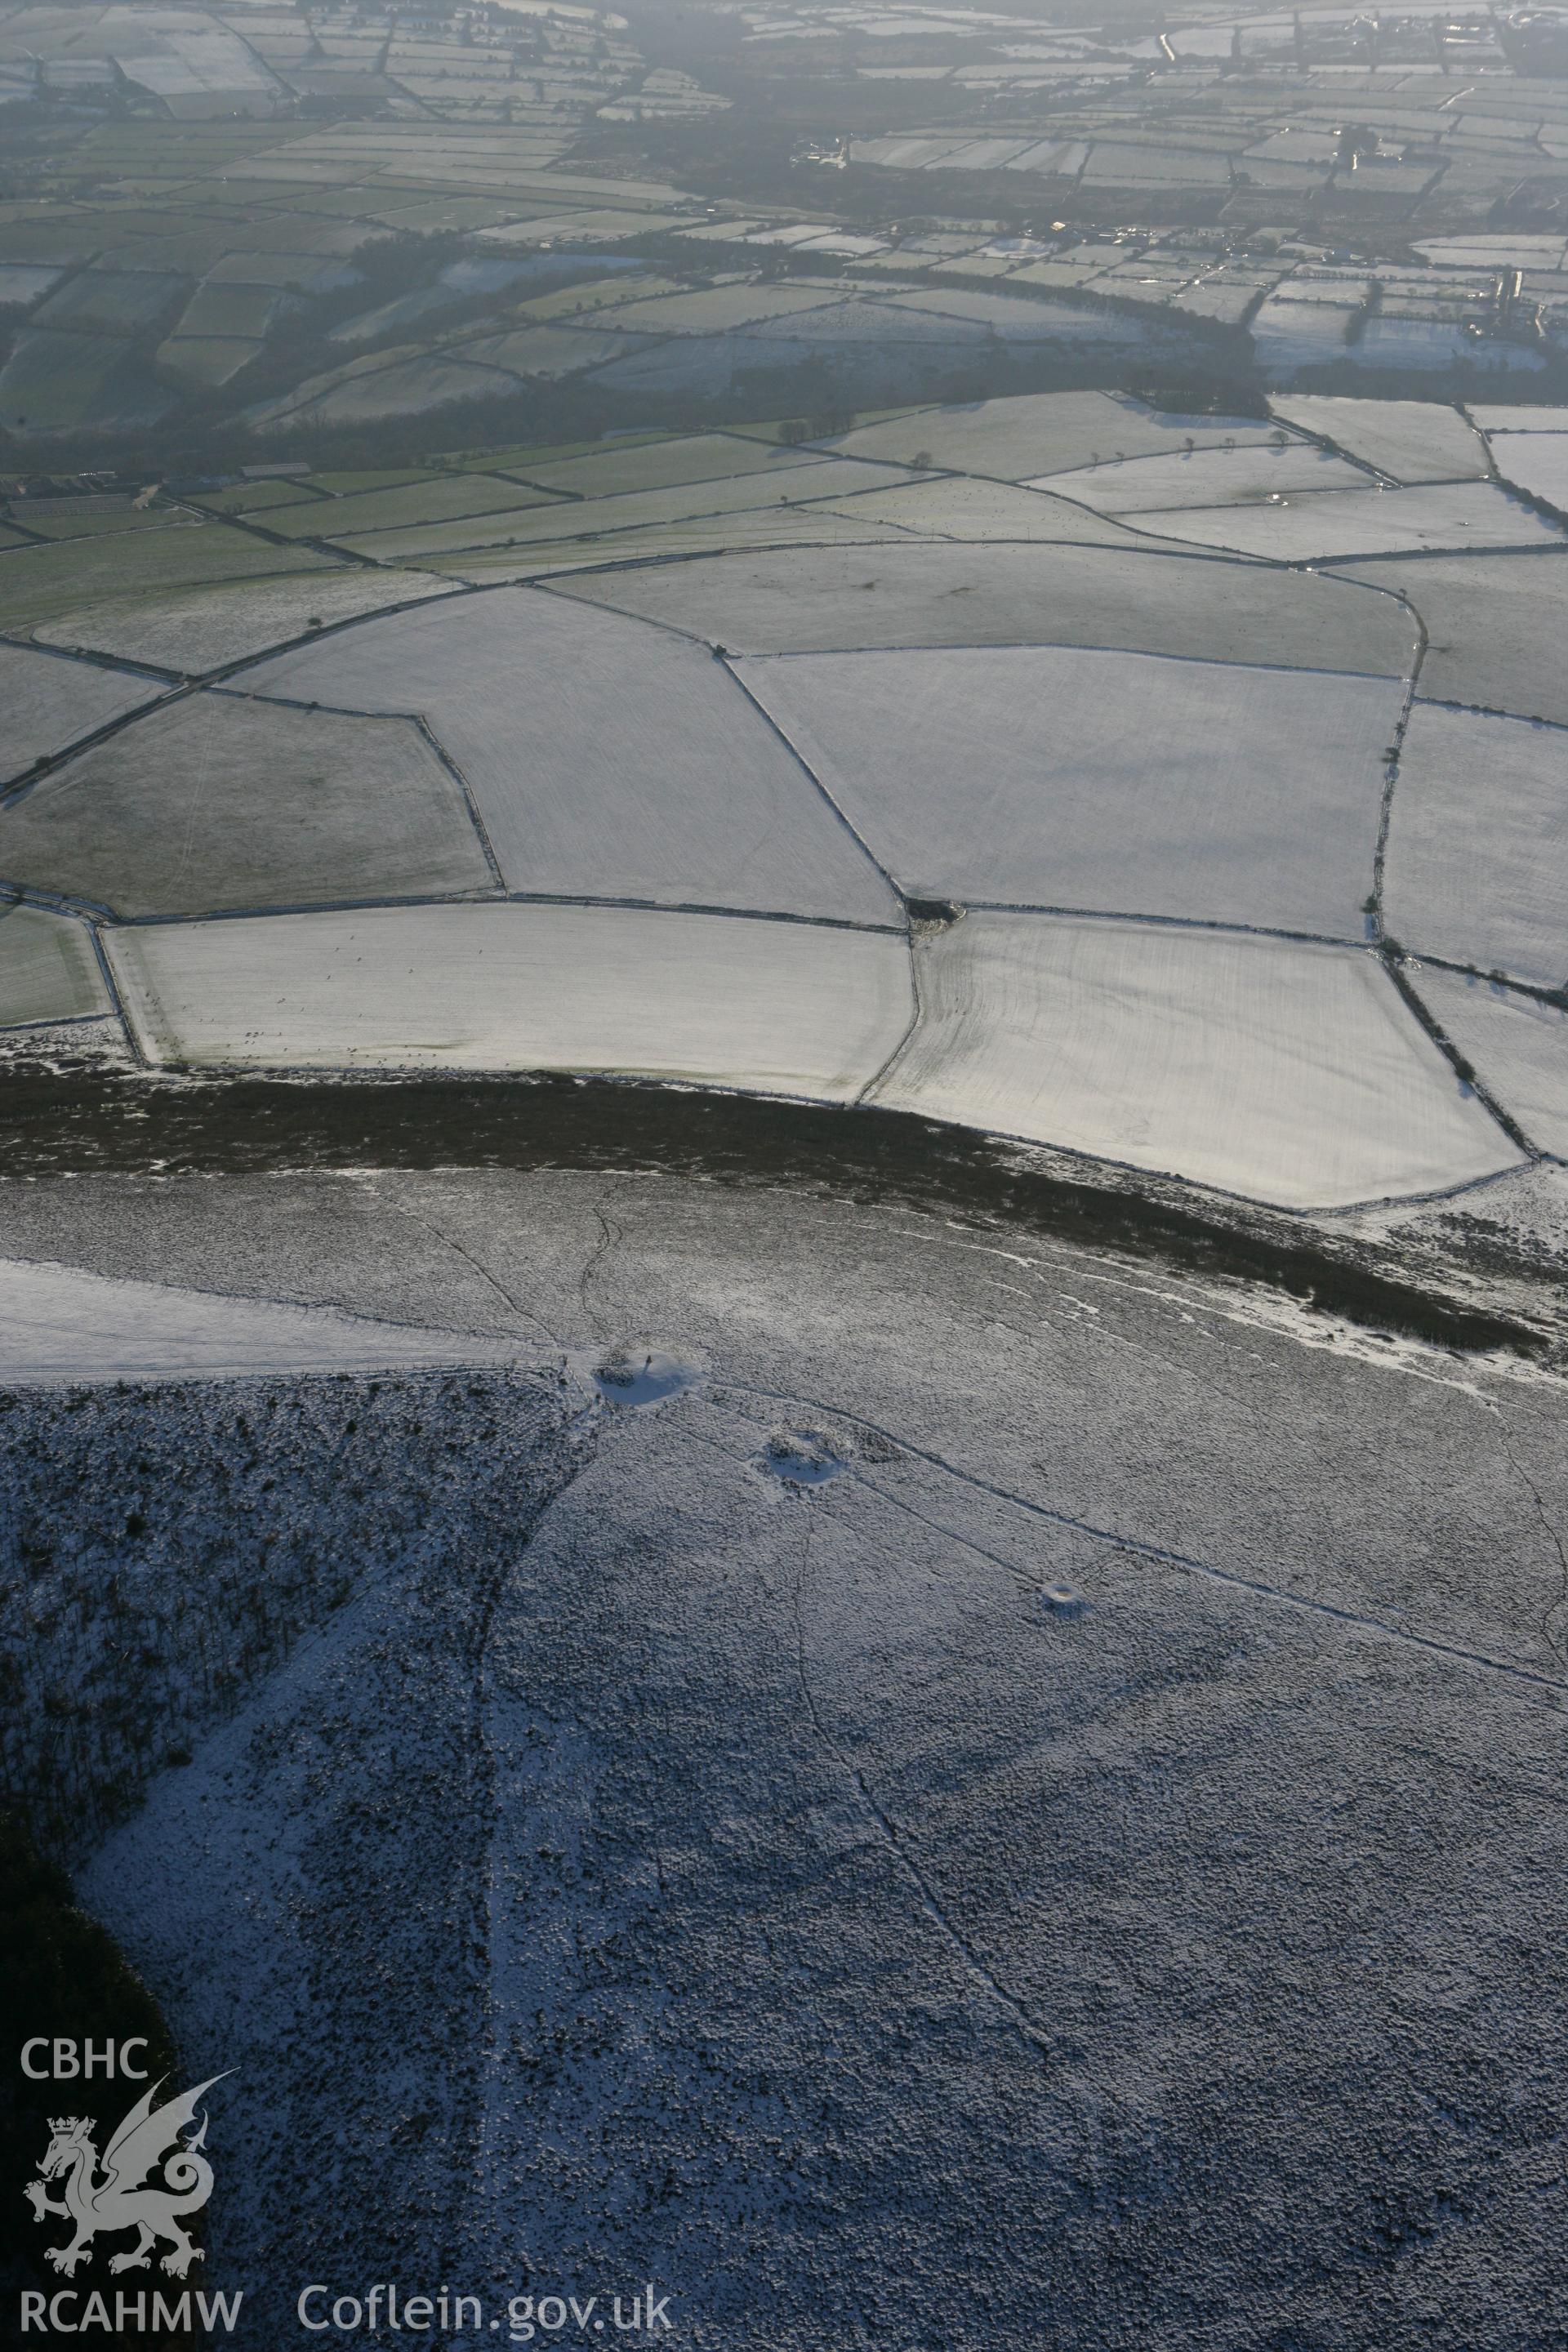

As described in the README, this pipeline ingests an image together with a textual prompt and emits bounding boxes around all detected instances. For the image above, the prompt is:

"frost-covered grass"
[243,586,900,920]
[813,474,1139,543]
[1140,481,1564,559]
[0,643,163,783]
[1384,704,1568,991]
[327,456,918,559]
[874,913,1516,1207]
[1476,402,1568,434]
[0,907,109,1027]
[1270,397,1489,483]
[33,571,461,673]
[739,642,1403,933]
[558,541,1415,672]
[1412,967,1568,1156]
[587,331,819,398]
[1330,550,1568,726]
[1484,430,1568,514]
[1,692,494,916]
[1468,404,1568,433]
[825,390,1283,480]
[0,523,340,635]
[156,334,260,389]
[421,507,916,582]
[105,902,914,1092]
[1040,443,1369,513]
[263,471,565,540]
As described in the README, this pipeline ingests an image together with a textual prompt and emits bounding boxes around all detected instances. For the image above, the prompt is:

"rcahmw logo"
[19,2040,242,2336]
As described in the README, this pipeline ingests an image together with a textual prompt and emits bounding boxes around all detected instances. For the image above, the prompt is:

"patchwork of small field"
[15,25,1568,2347]
[555,541,1414,670]
[240,589,901,922]
[322,457,923,562]
[6,389,1564,1218]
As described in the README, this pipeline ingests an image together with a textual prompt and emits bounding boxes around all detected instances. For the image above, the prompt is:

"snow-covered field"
[739,642,1403,933]
[1412,966,1568,1156]
[329,456,919,560]
[2,390,1561,1222]
[814,471,1141,541]
[105,902,914,1092]
[243,587,901,920]
[1483,428,1568,513]
[1132,480,1564,559]
[1384,704,1568,990]
[1331,549,1568,725]
[1270,395,1490,483]
[1468,405,1568,434]
[557,538,1415,670]
[1039,443,1370,514]
[827,390,1283,479]
[874,914,1516,1207]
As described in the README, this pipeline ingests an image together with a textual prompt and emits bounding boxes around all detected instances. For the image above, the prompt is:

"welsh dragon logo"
[24,2075,227,2279]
